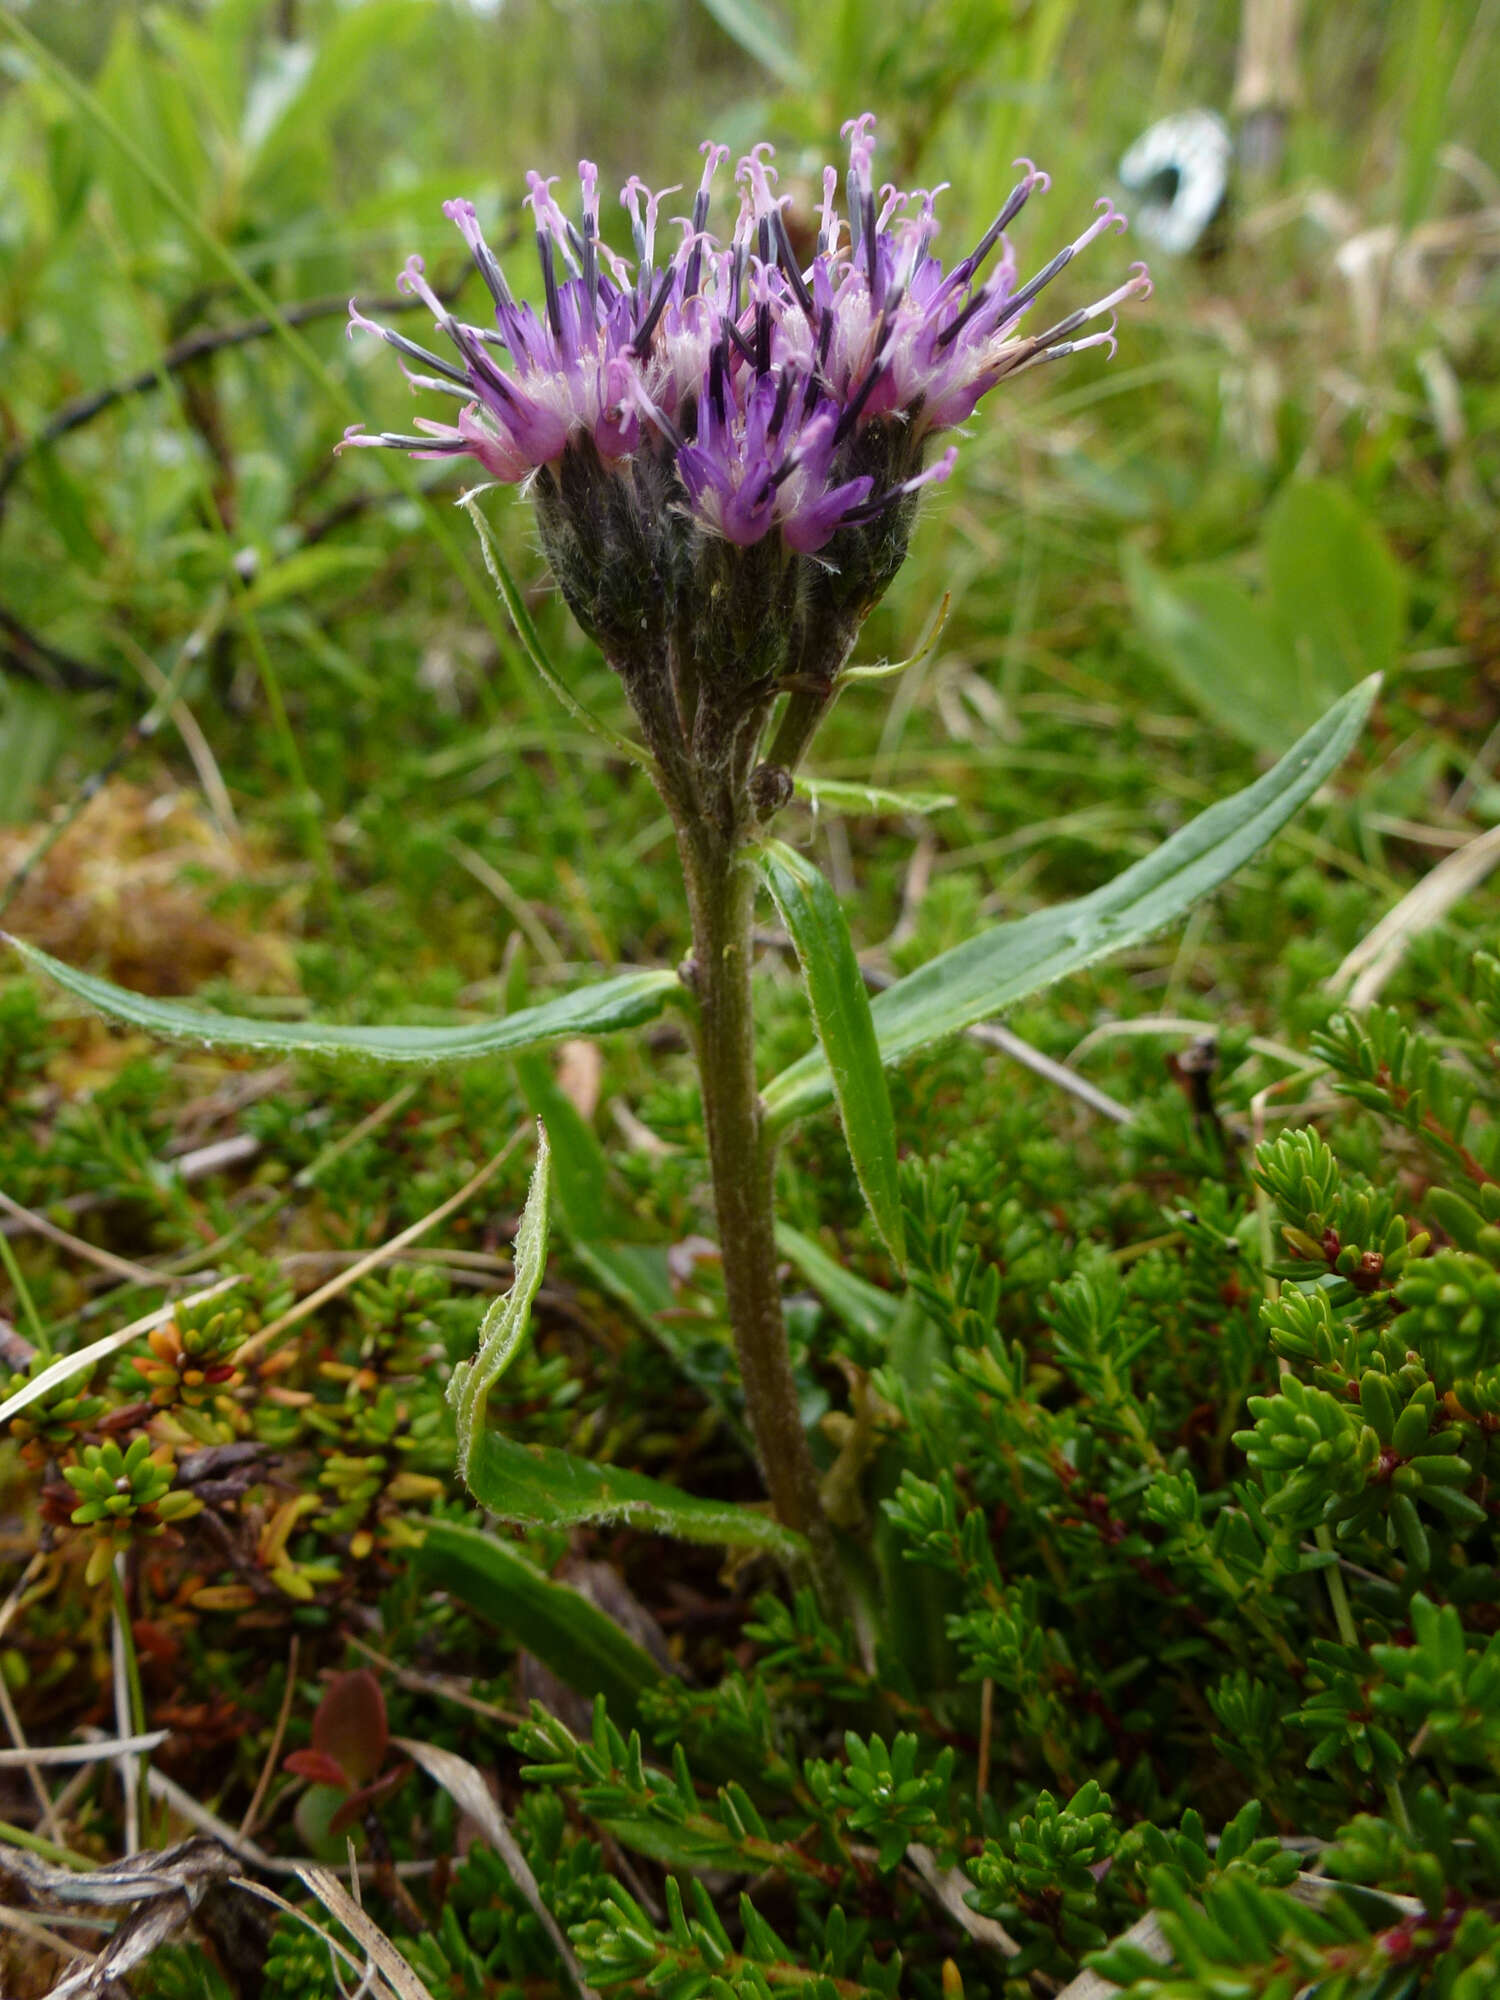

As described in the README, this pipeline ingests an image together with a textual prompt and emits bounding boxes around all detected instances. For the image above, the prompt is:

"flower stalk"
[677,817,844,1607]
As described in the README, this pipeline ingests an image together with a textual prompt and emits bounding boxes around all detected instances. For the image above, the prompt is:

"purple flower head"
[342,116,1149,562]
[342,118,1148,810]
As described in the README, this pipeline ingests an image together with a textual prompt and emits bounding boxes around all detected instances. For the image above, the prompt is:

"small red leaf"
[310,1669,388,1789]
[328,1760,410,1835]
[284,1748,350,1789]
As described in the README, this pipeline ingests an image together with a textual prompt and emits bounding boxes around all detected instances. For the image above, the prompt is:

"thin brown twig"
[0,1188,174,1290]
[239,1634,300,1842]
[0,1903,89,1962]
[346,1637,527,1729]
[0,1665,63,1845]
[0,1553,46,1650]
[976,1676,995,1805]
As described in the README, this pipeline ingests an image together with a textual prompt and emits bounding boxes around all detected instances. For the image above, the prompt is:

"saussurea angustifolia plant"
[338,118,1151,1602]
[1,117,1377,1624]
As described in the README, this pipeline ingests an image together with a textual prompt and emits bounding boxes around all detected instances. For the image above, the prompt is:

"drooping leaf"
[763,678,1379,1130]
[448,1126,550,1484]
[464,1432,808,1563]
[416,1520,665,1731]
[758,840,905,1264]
[5,937,680,1064]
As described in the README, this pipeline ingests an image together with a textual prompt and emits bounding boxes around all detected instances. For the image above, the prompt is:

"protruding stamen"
[524,173,581,276]
[337,421,471,457]
[443,199,515,312]
[842,444,957,521]
[631,266,676,355]
[726,316,757,368]
[768,367,795,437]
[1018,321,1119,373]
[686,142,730,294]
[708,339,728,426]
[579,160,600,326]
[875,184,906,233]
[772,208,815,316]
[1031,263,1151,349]
[817,166,839,256]
[991,210,1122,335]
[935,272,1001,349]
[956,159,1050,288]
[622,176,678,284]
[347,305,471,389]
[832,355,887,443]
[536,232,563,339]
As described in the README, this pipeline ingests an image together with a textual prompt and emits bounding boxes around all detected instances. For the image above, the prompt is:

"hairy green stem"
[678,826,845,1617]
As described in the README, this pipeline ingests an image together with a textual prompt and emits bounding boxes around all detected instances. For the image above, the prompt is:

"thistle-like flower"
[344,117,1149,826]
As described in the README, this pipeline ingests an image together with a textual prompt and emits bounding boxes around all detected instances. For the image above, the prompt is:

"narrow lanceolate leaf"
[465,1432,808,1563]
[758,840,905,1265]
[448,1127,550,1484]
[5,937,679,1064]
[763,678,1380,1130]
[416,1520,664,1730]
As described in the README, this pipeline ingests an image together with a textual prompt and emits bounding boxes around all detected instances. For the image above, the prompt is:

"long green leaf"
[6,937,680,1064]
[758,841,905,1263]
[465,1432,807,1563]
[763,678,1379,1130]
[448,1126,550,1483]
[416,1521,664,1730]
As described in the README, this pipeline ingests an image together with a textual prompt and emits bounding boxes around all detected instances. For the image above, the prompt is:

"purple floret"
[342,115,1151,555]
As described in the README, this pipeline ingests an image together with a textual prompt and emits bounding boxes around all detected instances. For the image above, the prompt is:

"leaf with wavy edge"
[5,937,680,1063]
[763,678,1380,1131]
[448,1125,550,1483]
[465,1431,807,1562]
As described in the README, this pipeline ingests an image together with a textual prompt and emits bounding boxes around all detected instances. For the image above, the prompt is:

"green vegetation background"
[1,2,1498,1997]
